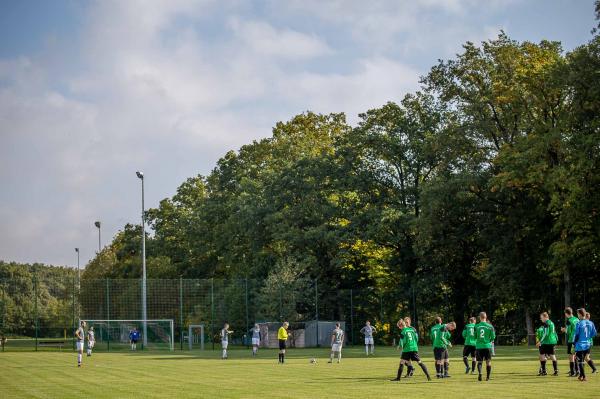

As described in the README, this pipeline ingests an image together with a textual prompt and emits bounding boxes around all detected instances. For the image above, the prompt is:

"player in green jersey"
[536,312,559,376]
[535,325,546,375]
[462,317,477,374]
[474,312,496,381]
[560,307,580,376]
[391,319,431,381]
[402,317,415,377]
[431,318,456,378]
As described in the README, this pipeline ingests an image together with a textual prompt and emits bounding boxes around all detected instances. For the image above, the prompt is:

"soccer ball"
[310,358,317,364]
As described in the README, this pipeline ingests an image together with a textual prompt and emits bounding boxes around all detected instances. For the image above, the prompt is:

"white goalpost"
[81,319,174,351]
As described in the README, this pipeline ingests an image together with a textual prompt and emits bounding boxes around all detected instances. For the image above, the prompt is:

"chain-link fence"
[0,277,580,352]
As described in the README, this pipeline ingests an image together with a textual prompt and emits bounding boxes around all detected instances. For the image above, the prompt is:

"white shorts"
[221,341,228,349]
[332,343,342,352]
[88,341,95,349]
[252,338,260,346]
[365,337,374,345]
[76,341,84,351]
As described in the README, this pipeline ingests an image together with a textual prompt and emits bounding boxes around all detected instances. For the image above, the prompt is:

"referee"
[278,322,289,364]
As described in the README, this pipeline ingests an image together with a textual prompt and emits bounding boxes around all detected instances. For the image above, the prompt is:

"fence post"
[245,278,249,340]
[34,273,38,351]
[315,279,319,348]
[106,278,110,352]
[350,289,354,346]
[179,277,183,351]
[72,277,76,350]
[211,278,214,350]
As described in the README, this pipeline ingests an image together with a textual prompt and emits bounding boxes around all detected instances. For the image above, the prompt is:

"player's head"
[283,321,289,328]
[435,316,442,325]
[224,322,229,328]
[577,308,586,320]
[540,312,549,322]
[366,320,370,326]
[564,307,573,317]
[446,321,456,331]
[585,312,591,320]
[397,319,405,329]
[89,327,94,331]
[80,320,86,328]
[479,312,487,322]
[254,323,259,329]
[335,322,340,328]
[404,316,411,326]
[469,316,477,323]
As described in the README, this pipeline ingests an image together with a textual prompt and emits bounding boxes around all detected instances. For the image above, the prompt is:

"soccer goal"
[81,319,174,351]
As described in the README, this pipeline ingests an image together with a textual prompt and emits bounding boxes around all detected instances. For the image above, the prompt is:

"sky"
[0,0,596,268]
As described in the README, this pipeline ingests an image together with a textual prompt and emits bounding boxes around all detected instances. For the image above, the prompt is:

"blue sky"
[0,0,596,267]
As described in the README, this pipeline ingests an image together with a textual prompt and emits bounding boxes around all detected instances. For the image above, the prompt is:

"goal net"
[81,319,174,351]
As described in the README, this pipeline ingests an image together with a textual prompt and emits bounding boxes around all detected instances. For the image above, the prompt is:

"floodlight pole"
[75,248,80,290]
[137,171,148,347]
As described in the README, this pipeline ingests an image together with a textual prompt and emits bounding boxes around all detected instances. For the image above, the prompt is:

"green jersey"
[462,323,476,346]
[540,319,558,345]
[431,325,451,349]
[566,316,579,343]
[400,326,419,352]
[475,321,495,349]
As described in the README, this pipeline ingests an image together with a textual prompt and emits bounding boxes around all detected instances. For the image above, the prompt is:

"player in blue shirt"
[129,328,141,351]
[574,308,597,382]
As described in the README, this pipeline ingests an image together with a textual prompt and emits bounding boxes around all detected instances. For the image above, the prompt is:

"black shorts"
[463,345,476,358]
[567,343,575,355]
[278,340,286,350]
[401,351,421,362]
[131,339,138,343]
[476,349,491,361]
[434,347,449,361]
[576,349,591,362]
[539,344,555,356]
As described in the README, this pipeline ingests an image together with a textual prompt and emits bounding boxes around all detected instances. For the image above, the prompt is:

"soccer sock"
[552,360,558,372]
[486,365,491,379]
[371,345,374,354]
[443,362,449,375]
[463,356,469,368]
[570,362,574,375]
[78,353,82,365]
[435,363,440,376]
[222,349,226,358]
[397,363,404,379]
[338,352,341,362]
[419,362,431,379]
[278,353,282,363]
[477,361,482,375]
[407,365,414,375]
[541,360,546,372]
[471,360,476,372]
[579,362,586,378]
[365,345,369,355]
[588,359,597,372]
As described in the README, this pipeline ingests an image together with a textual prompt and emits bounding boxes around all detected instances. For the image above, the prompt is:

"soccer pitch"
[1,346,598,398]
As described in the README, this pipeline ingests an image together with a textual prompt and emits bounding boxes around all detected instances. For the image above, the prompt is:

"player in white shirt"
[86,327,95,357]
[360,320,377,356]
[75,320,86,367]
[250,324,261,357]
[328,323,345,364]
[220,323,233,359]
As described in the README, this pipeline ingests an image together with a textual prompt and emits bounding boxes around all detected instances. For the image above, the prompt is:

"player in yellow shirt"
[278,321,289,364]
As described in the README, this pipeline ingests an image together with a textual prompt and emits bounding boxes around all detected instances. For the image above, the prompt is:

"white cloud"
[228,18,332,59]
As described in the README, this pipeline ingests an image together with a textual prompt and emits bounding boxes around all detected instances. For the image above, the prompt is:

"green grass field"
[1,346,598,398]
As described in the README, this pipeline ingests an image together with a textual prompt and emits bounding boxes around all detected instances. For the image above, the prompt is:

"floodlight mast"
[136,171,148,347]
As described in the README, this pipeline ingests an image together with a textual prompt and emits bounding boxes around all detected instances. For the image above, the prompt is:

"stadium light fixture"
[136,171,148,347]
